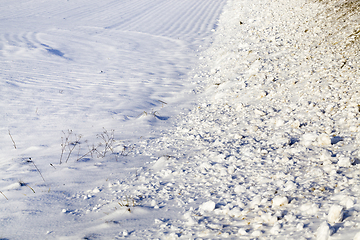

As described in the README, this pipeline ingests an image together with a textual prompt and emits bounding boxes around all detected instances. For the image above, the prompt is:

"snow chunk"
[234,185,246,194]
[236,103,245,112]
[199,201,216,212]
[270,222,281,235]
[297,222,304,230]
[301,133,318,147]
[317,134,331,146]
[252,230,262,237]
[284,181,296,191]
[208,223,222,230]
[121,230,129,237]
[320,151,332,162]
[250,195,262,208]
[341,196,355,209]
[257,90,267,99]
[6,182,21,190]
[261,212,277,224]
[338,156,353,167]
[238,228,248,236]
[254,109,266,116]
[228,207,242,218]
[150,200,157,207]
[272,196,288,208]
[291,120,301,129]
[300,133,331,147]
[328,204,344,223]
[316,221,332,240]
[183,212,197,226]
[300,203,319,215]
[228,165,236,174]
[275,118,285,127]
[151,156,168,170]
[310,167,325,177]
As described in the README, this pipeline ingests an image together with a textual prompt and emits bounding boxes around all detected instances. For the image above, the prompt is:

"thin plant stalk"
[8,130,16,149]
[0,191,8,200]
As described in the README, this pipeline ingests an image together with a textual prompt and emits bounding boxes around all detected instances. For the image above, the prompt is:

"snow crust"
[2,0,360,239]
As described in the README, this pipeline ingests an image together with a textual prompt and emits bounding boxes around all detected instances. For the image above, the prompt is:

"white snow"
[328,204,344,223]
[199,200,216,213]
[316,221,332,240]
[272,196,289,208]
[338,156,353,167]
[2,0,360,239]
[354,232,360,240]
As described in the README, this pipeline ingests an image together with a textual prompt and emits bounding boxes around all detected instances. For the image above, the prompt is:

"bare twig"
[0,191,8,200]
[119,145,134,157]
[95,129,116,158]
[137,111,148,118]
[28,158,45,182]
[60,131,69,164]
[66,139,81,163]
[158,99,167,107]
[61,128,126,162]
[60,130,82,164]
[118,195,137,207]
[8,130,16,149]
[19,181,35,193]
[76,144,100,162]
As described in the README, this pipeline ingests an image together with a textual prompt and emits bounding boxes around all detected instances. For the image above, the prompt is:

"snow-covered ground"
[0,0,227,238]
[2,0,360,239]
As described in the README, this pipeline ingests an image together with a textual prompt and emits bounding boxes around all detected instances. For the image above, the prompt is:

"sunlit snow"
[1,0,360,239]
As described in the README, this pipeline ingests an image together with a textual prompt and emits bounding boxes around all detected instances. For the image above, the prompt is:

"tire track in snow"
[0,0,226,58]
[155,0,223,39]
[104,0,227,42]
[104,0,167,30]
[148,0,208,38]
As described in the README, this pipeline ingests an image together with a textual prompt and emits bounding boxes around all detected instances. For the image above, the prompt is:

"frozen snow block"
[317,134,331,146]
[338,156,353,167]
[316,221,332,240]
[328,204,344,223]
[151,156,167,170]
[300,133,318,147]
[300,202,319,215]
[199,200,216,212]
[272,196,288,208]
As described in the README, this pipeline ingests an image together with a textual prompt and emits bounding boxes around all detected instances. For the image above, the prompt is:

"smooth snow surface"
[2,0,360,239]
[0,0,227,238]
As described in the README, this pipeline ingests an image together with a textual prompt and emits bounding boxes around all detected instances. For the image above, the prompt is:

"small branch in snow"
[340,60,347,68]
[0,191,8,200]
[158,99,167,107]
[8,130,16,149]
[19,181,35,193]
[60,130,82,164]
[28,158,45,182]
